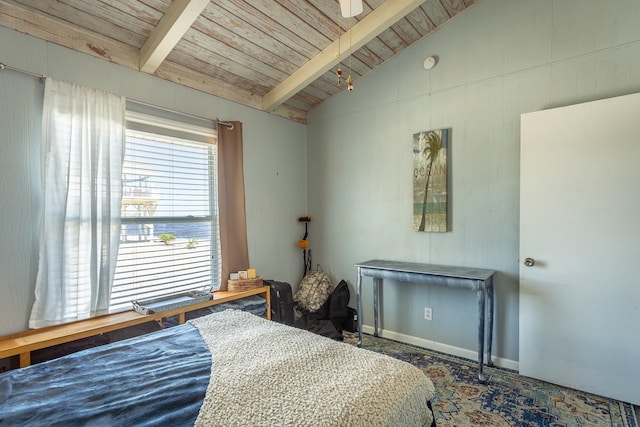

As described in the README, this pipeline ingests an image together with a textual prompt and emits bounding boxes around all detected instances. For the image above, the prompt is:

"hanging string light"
[347,20,354,91]
[336,28,343,86]
[335,1,358,92]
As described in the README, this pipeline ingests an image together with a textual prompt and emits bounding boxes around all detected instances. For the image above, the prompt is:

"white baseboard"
[361,325,519,371]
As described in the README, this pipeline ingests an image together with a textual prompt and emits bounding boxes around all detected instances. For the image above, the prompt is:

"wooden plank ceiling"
[0,0,477,123]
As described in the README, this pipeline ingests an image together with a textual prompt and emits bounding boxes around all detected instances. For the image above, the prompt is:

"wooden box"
[227,277,264,292]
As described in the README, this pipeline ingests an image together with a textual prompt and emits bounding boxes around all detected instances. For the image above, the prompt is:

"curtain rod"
[128,98,234,130]
[0,61,234,130]
[129,98,235,131]
[0,62,46,80]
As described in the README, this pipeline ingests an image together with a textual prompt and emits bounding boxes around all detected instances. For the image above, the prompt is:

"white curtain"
[30,79,125,328]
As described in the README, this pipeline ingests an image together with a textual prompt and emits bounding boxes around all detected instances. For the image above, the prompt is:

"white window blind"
[109,111,221,312]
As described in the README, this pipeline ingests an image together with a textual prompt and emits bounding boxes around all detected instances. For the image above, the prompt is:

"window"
[109,111,221,311]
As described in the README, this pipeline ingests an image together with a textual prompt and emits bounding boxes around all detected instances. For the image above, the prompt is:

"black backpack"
[294,280,350,341]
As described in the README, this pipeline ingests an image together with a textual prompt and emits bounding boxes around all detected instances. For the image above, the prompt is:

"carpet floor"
[345,333,637,427]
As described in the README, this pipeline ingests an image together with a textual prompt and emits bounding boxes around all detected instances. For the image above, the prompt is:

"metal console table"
[355,259,495,382]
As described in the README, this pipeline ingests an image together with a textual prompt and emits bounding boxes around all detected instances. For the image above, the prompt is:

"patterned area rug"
[344,333,637,427]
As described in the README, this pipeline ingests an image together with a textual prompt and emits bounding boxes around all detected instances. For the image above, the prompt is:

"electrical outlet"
[424,307,432,320]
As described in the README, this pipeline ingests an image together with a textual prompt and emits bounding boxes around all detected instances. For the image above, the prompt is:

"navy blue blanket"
[0,323,211,426]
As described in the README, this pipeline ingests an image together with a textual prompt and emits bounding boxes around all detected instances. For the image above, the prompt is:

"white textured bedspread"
[190,310,435,427]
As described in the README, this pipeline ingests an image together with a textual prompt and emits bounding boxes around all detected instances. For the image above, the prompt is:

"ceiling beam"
[139,0,209,74]
[262,0,426,112]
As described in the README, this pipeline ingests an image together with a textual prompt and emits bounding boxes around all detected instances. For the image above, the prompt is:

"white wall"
[306,0,640,364]
[0,26,306,335]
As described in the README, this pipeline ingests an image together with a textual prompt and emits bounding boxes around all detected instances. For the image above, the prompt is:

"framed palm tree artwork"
[413,129,449,232]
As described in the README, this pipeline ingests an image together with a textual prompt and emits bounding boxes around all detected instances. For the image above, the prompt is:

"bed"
[0,310,435,426]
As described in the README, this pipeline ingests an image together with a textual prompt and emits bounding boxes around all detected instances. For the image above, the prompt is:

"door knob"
[524,258,535,267]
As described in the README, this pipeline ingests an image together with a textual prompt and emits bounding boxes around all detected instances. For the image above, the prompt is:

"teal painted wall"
[306,0,640,364]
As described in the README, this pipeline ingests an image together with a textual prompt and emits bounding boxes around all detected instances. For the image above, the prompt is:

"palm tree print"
[413,129,447,232]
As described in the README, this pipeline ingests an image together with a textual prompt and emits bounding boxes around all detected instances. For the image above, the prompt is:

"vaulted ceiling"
[0,0,477,122]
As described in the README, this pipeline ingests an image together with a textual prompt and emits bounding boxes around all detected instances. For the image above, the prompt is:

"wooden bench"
[0,286,270,369]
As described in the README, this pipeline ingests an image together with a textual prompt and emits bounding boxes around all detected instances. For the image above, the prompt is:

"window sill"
[0,286,270,369]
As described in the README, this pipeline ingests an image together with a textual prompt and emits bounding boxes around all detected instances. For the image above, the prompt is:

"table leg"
[487,280,494,367]
[373,277,381,337]
[357,267,363,347]
[477,284,486,382]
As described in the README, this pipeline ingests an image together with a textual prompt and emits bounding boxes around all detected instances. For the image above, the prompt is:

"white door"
[519,93,640,405]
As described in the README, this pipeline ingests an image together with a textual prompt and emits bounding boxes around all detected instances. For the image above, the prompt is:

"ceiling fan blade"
[340,0,363,18]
